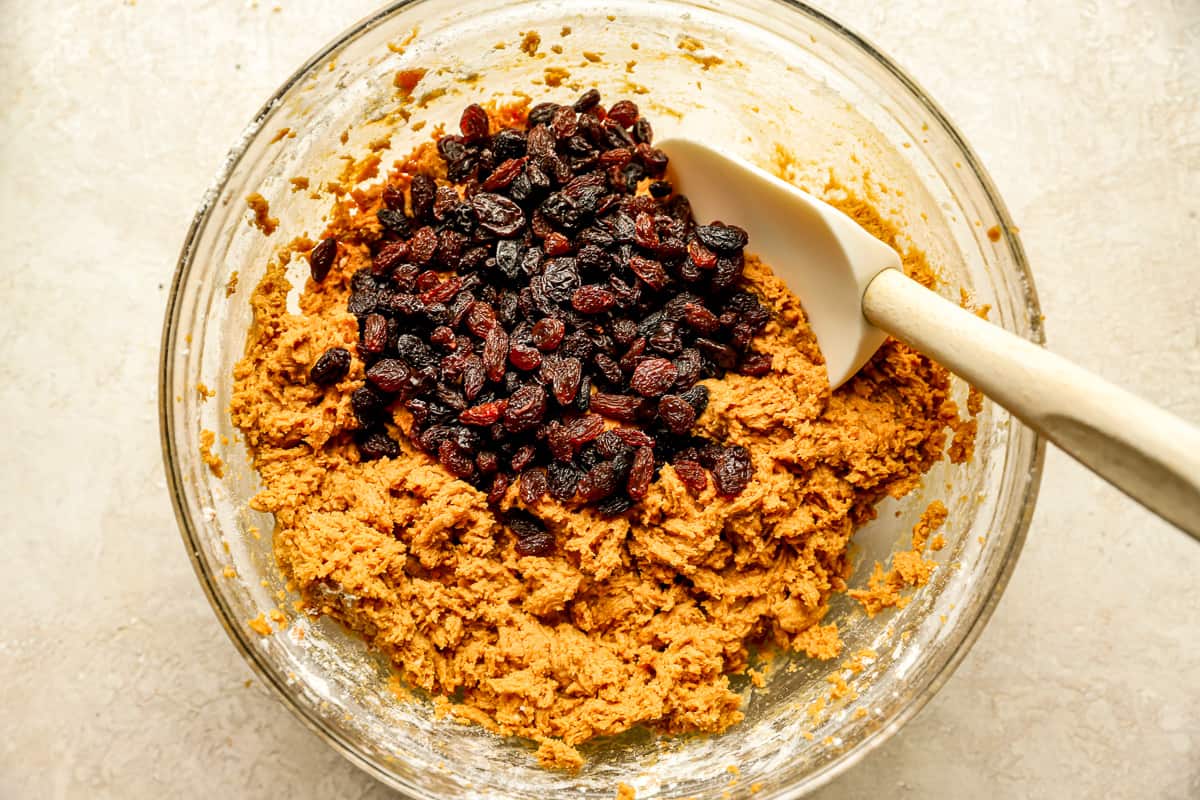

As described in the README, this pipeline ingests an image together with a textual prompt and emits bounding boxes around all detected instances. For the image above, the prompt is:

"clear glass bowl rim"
[158,0,1047,795]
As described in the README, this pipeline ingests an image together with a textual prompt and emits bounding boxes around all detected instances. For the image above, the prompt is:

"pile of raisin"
[310,90,768,543]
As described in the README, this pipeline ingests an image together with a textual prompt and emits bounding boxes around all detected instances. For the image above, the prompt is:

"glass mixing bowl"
[160,1,1044,796]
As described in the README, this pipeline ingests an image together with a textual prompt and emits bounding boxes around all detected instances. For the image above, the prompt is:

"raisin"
[657,394,697,435]
[713,445,753,497]
[503,385,547,432]
[672,460,707,496]
[366,358,410,392]
[483,157,527,191]
[438,439,475,478]
[477,450,500,474]
[630,358,678,397]
[632,117,653,144]
[509,343,542,371]
[482,326,509,382]
[679,385,710,417]
[565,414,605,447]
[408,226,439,265]
[627,446,654,500]
[696,223,748,253]
[351,385,387,425]
[596,494,634,516]
[420,275,463,305]
[310,347,351,386]
[550,356,583,406]
[459,103,490,143]
[511,444,537,472]
[410,175,437,223]
[462,356,485,401]
[531,317,566,351]
[548,461,583,500]
[571,285,617,314]
[356,429,400,460]
[608,99,639,127]
[683,303,720,334]
[738,352,773,376]
[487,472,511,504]
[611,427,655,449]
[519,467,549,505]
[309,237,337,282]
[590,393,643,422]
[577,461,620,501]
[472,192,526,237]
[504,509,555,556]
[460,302,494,338]
[628,254,668,291]
[354,314,386,356]
[374,241,409,275]
[573,88,602,112]
[459,399,509,426]
[543,231,573,256]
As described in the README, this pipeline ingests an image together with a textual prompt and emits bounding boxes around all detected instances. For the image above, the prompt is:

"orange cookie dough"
[230,133,963,770]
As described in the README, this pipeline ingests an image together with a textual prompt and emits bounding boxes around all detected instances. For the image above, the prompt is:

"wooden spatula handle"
[863,268,1200,540]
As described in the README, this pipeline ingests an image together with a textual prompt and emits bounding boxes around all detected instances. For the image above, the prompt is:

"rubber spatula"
[659,136,1200,540]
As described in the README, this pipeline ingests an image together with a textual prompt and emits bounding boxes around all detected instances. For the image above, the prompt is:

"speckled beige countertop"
[1,1,1197,797]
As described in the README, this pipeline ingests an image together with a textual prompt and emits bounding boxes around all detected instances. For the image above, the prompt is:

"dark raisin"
[462,356,485,401]
[503,385,547,432]
[632,117,653,144]
[679,384,710,417]
[672,460,707,496]
[482,326,509,382]
[356,429,400,460]
[477,450,500,474]
[437,439,475,478]
[472,192,526,237]
[504,509,555,556]
[608,99,639,127]
[738,352,773,376]
[577,460,620,501]
[410,175,437,223]
[519,467,549,505]
[351,385,387,425]
[596,493,634,516]
[492,128,528,160]
[657,394,697,435]
[511,444,537,472]
[310,347,351,386]
[378,207,413,238]
[548,461,583,500]
[696,223,748,253]
[573,88,602,112]
[610,318,638,345]
[627,446,654,500]
[611,427,655,449]
[487,472,511,504]
[366,358,410,392]
[630,358,678,397]
[713,445,753,497]
[550,357,583,406]
[309,237,337,282]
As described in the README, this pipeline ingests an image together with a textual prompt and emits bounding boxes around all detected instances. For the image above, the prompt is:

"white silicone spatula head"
[659,135,900,388]
[657,135,1200,540]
